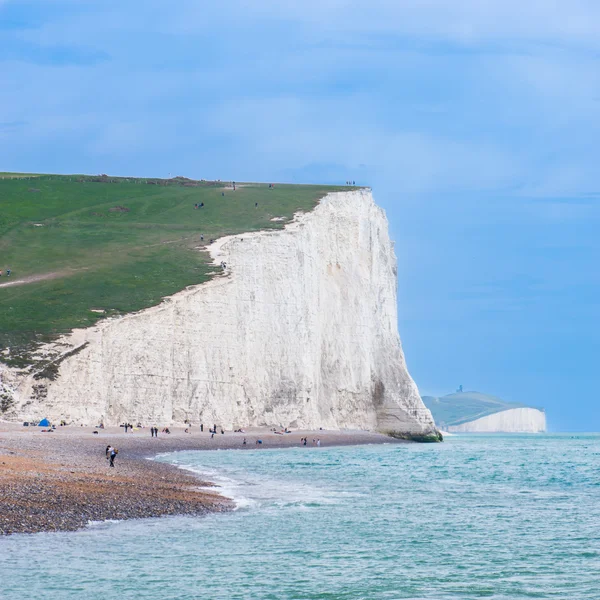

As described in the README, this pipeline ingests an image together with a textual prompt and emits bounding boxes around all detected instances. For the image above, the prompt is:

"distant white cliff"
[447,408,546,433]
[2,190,437,437]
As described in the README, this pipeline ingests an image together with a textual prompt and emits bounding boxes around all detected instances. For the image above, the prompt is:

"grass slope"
[421,391,543,428]
[0,174,353,365]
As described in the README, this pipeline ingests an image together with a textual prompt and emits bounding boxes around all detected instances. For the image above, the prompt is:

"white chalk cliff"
[2,190,436,436]
[447,408,546,433]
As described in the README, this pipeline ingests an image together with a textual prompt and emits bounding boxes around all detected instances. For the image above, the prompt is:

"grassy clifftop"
[0,173,352,364]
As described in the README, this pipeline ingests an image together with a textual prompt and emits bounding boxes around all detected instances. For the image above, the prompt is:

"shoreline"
[0,423,404,536]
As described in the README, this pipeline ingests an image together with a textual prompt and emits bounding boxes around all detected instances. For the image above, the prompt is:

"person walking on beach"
[109,447,118,467]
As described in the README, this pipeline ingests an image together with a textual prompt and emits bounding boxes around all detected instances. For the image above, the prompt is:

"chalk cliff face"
[447,408,546,433]
[2,190,436,435]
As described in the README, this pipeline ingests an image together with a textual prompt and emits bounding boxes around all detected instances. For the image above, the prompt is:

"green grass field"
[0,174,352,365]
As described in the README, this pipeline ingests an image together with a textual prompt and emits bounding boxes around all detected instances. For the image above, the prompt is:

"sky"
[1,0,598,431]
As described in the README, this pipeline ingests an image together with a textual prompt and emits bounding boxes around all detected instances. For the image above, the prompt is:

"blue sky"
[1,1,598,430]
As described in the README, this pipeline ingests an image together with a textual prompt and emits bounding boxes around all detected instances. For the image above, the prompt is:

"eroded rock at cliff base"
[2,190,437,438]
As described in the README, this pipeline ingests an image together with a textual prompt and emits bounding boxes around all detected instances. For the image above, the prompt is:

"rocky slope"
[1,190,436,437]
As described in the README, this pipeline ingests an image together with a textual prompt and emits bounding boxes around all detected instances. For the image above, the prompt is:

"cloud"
[0,120,26,132]
[153,0,600,48]
[0,38,110,65]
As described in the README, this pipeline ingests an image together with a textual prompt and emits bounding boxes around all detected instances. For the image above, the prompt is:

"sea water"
[1,434,599,599]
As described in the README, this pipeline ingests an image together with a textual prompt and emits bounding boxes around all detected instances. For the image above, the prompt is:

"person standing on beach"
[109,448,118,467]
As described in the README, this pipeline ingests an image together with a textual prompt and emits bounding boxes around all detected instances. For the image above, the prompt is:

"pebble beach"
[0,422,399,535]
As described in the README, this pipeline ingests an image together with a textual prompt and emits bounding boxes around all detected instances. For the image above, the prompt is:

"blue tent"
[38,418,50,427]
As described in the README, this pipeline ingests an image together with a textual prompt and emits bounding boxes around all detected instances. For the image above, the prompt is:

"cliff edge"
[1,190,436,437]
[422,391,546,433]
[446,407,546,433]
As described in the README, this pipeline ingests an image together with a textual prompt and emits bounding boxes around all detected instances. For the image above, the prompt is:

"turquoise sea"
[1,434,599,599]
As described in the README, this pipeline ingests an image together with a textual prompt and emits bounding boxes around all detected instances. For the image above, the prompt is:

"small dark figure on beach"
[211,432,215,439]
[255,202,258,208]
[109,448,118,467]
[256,439,262,445]
[213,424,217,433]
[106,445,112,458]
[124,423,128,433]
[200,424,204,432]
[221,428,224,434]
[243,438,247,445]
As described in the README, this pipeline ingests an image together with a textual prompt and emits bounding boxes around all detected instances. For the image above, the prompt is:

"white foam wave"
[161,455,345,512]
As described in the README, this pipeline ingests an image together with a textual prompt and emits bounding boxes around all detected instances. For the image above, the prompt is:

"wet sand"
[0,423,401,535]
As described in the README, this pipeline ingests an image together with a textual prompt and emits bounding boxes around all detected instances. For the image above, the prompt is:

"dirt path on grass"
[0,271,71,289]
